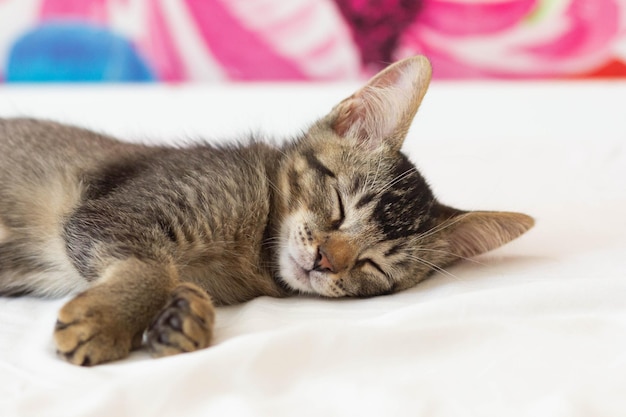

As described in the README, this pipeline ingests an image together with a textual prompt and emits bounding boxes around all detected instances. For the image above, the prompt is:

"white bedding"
[1,82,625,416]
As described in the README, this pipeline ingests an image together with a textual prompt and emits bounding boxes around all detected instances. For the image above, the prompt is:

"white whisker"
[376,166,418,196]
[413,214,468,243]
[414,247,485,265]
[404,254,461,281]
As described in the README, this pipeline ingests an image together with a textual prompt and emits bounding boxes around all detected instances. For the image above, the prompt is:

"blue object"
[6,21,155,82]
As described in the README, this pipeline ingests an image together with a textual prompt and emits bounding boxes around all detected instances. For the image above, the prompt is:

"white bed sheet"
[0,82,625,416]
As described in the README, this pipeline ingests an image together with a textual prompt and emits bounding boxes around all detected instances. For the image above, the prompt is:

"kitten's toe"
[146,283,215,358]
[54,295,134,366]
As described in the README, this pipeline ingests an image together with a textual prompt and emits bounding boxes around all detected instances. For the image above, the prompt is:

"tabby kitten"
[0,56,533,366]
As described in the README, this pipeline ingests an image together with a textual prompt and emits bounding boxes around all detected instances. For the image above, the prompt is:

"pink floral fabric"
[0,0,625,81]
[397,0,626,78]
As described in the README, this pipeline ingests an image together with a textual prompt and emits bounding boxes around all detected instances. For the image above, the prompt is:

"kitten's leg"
[145,282,215,357]
[54,257,177,366]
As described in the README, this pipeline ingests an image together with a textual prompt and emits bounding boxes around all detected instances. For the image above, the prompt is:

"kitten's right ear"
[433,205,535,261]
[326,55,432,152]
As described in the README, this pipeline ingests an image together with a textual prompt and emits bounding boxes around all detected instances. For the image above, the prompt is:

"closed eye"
[358,258,387,277]
[331,188,345,229]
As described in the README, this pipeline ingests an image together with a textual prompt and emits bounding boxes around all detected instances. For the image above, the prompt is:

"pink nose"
[313,247,334,273]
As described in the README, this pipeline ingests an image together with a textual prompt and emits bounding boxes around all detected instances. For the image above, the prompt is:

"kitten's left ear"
[328,55,432,152]
[434,205,535,261]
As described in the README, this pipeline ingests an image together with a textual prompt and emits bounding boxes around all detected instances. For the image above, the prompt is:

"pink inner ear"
[371,66,402,89]
[332,60,408,140]
[332,96,360,138]
[329,56,432,150]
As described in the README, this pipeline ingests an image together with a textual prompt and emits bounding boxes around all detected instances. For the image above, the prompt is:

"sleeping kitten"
[0,56,533,366]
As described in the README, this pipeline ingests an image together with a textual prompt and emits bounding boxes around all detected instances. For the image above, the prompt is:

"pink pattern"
[417,0,537,37]
[141,2,186,82]
[2,0,626,80]
[39,0,109,23]
[184,0,307,81]
[524,0,620,60]
[398,0,626,78]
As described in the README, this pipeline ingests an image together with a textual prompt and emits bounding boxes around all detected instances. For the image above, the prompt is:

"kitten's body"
[0,57,533,365]
[0,120,284,303]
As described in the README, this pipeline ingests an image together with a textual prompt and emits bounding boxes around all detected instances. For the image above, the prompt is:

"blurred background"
[1,0,625,83]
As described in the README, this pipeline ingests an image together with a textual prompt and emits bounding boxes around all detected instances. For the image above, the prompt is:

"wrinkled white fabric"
[1,83,625,416]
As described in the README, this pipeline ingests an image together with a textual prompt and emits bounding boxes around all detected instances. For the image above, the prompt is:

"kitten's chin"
[279,253,315,294]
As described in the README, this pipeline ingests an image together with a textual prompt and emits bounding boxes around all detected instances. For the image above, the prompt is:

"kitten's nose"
[312,235,355,273]
[313,247,334,273]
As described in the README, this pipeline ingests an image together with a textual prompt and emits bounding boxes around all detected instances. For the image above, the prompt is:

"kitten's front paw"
[54,295,135,366]
[146,283,215,357]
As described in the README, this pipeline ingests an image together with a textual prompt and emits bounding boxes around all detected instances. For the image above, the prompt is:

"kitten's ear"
[328,55,432,152]
[434,205,535,260]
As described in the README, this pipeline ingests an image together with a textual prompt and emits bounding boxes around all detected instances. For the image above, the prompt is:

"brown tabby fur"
[0,56,533,365]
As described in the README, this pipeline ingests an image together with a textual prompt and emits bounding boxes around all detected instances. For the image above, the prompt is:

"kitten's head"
[275,56,533,297]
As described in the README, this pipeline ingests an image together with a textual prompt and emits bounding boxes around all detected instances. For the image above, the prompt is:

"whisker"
[414,247,485,265]
[412,214,468,243]
[404,255,461,281]
[261,237,284,244]
[376,167,418,196]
